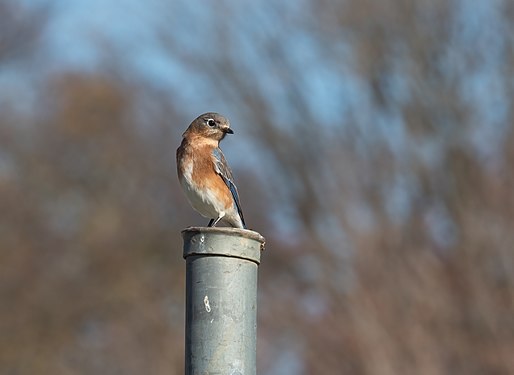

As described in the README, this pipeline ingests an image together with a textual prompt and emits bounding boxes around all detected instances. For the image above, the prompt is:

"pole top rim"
[181,227,266,263]
[181,226,265,244]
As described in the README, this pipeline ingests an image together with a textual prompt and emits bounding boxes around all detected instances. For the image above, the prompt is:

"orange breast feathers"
[194,148,233,208]
[178,141,233,209]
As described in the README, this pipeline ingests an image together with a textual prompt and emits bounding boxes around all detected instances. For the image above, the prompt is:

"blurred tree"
[1,0,514,374]
[0,1,46,64]
[162,1,514,374]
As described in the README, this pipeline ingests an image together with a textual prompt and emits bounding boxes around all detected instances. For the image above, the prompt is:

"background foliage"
[1,0,513,374]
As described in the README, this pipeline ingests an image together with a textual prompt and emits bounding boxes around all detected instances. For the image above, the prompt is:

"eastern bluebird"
[176,112,246,229]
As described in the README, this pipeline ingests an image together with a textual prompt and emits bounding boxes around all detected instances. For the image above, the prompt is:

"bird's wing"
[212,148,246,228]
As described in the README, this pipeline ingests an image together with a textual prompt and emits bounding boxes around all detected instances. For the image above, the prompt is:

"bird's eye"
[207,119,216,127]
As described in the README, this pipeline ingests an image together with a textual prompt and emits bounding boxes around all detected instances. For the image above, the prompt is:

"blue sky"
[4,0,512,239]
[11,0,510,144]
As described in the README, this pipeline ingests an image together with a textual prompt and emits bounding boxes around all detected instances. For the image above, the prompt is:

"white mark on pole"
[204,295,211,312]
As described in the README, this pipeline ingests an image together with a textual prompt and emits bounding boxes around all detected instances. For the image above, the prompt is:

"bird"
[176,112,246,229]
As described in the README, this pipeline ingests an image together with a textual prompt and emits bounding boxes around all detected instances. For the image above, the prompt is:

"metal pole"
[182,227,265,375]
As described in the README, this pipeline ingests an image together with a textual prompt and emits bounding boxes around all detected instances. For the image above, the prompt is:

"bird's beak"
[224,128,234,134]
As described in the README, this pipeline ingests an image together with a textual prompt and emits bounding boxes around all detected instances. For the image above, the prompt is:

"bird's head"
[184,112,234,142]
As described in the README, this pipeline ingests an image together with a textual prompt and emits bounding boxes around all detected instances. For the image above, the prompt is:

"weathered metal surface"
[182,227,265,375]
